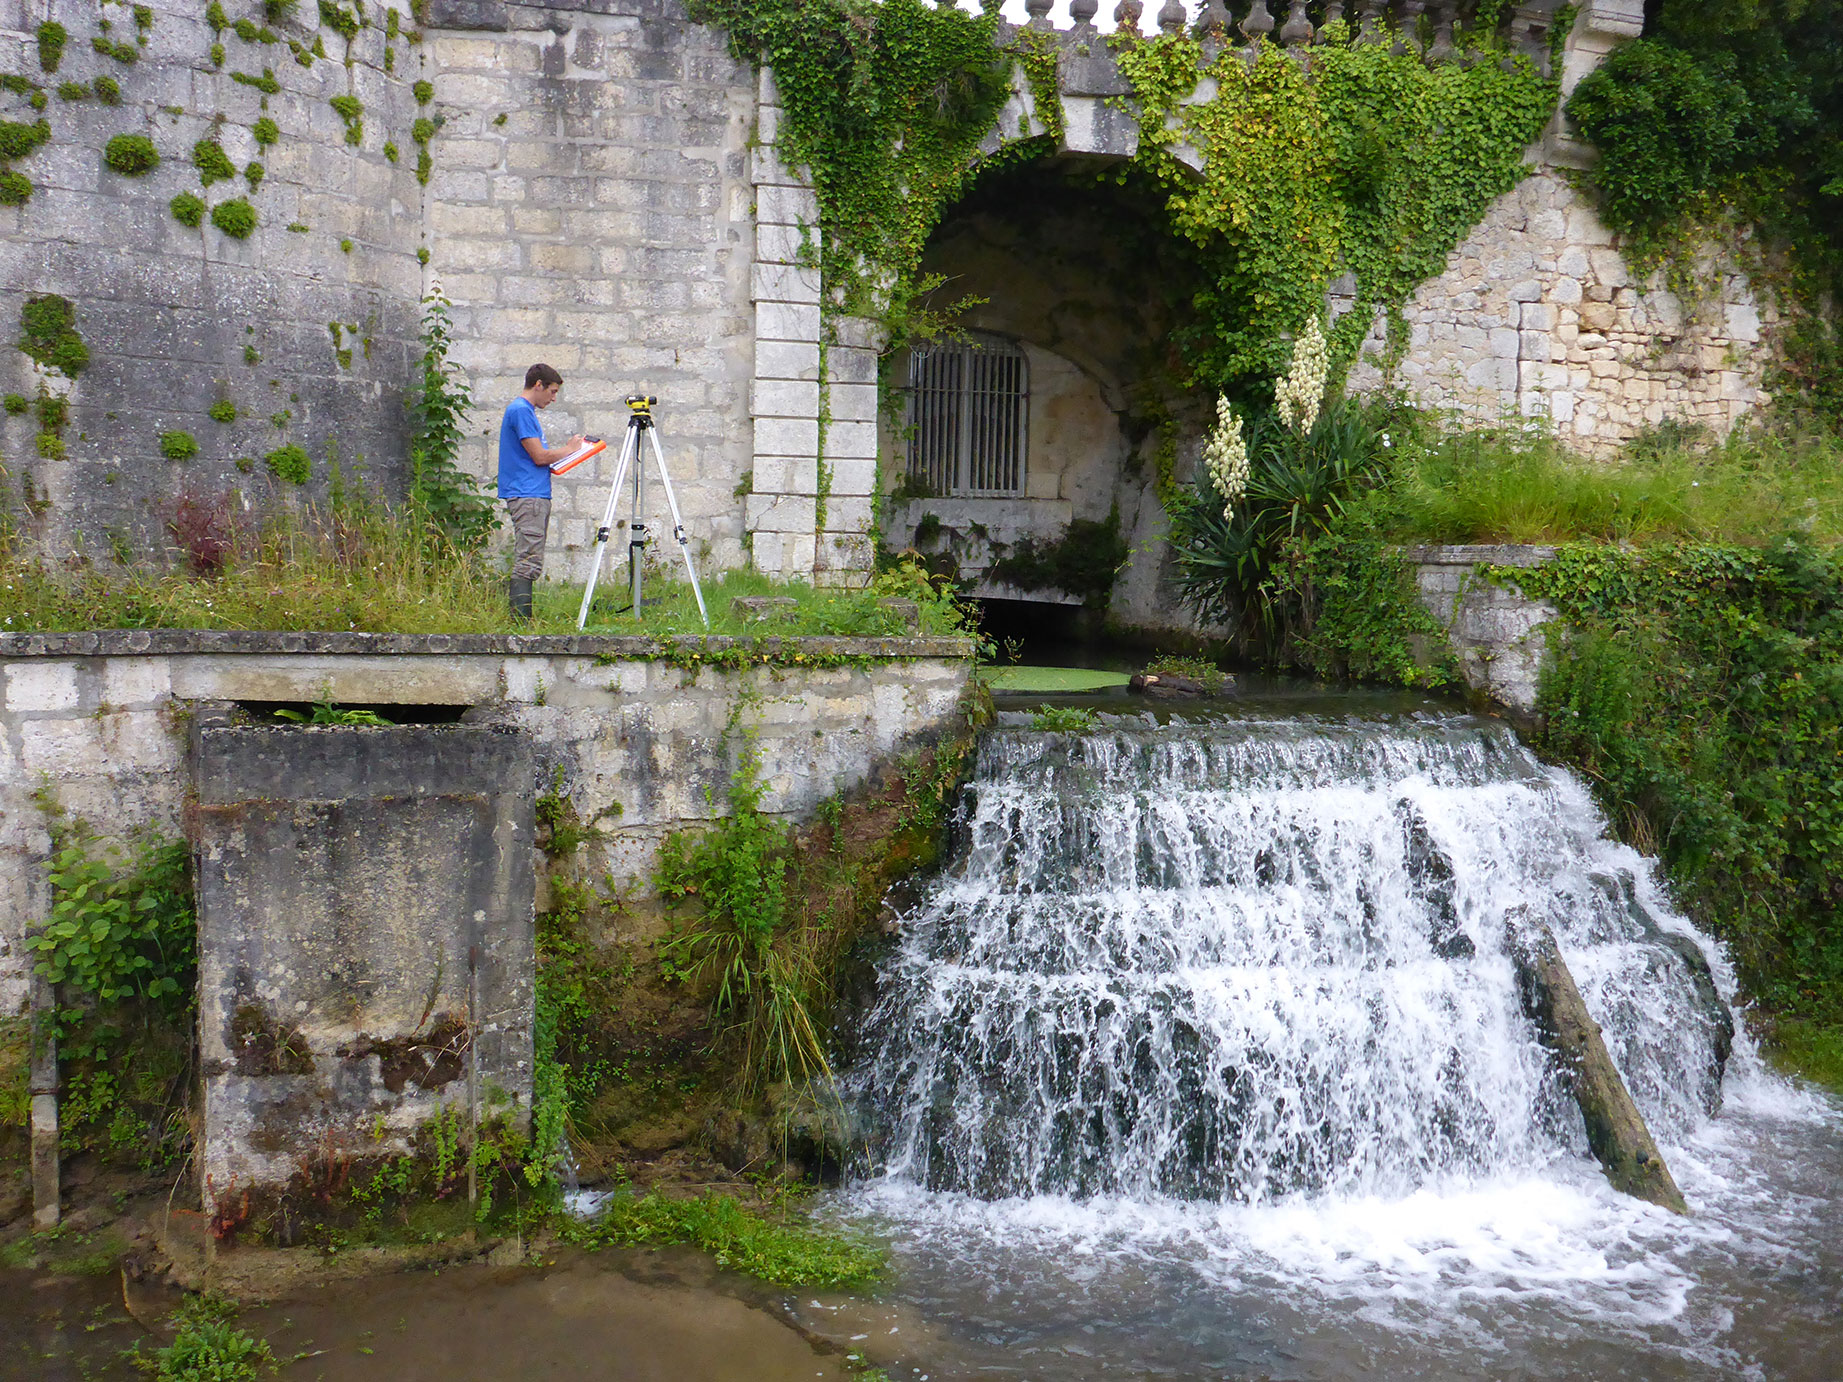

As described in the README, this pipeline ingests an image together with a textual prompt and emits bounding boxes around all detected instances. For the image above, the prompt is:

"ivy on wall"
[1117,26,1557,393]
[690,0,1020,321]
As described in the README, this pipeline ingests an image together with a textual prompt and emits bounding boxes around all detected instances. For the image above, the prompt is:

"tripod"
[576,395,709,631]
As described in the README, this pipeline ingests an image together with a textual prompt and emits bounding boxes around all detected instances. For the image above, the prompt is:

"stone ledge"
[0,630,976,660]
[1400,544,1559,568]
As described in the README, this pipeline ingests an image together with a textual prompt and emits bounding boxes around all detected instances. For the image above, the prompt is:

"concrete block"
[826,420,877,458]
[746,491,816,533]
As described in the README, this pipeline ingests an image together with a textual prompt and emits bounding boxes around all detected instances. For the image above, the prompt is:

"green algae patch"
[981,665,1131,693]
[564,1190,883,1287]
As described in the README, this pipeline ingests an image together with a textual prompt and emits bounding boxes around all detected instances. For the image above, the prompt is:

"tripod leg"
[644,424,709,628]
[576,426,638,631]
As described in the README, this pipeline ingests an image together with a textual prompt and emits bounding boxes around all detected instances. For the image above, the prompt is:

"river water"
[812,699,1843,1380]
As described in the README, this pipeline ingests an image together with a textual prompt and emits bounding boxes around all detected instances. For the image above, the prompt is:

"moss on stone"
[19,294,87,377]
[103,133,160,176]
[0,171,31,206]
[36,20,67,73]
[211,197,258,239]
[170,191,206,227]
[209,399,237,424]
[264,443,310,484]
[160,430,198,461]
[252,116,279,147]
[193,138,236,186]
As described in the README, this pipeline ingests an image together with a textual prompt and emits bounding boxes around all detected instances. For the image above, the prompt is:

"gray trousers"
[505,497,550,580]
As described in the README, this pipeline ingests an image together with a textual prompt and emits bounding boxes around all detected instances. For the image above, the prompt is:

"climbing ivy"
[1117,26,1556,391]
[690,0,1017,321]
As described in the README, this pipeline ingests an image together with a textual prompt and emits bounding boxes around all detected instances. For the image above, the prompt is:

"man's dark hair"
[525,363,562,389]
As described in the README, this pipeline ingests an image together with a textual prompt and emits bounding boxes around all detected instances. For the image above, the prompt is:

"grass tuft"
[564,1190,883,1286]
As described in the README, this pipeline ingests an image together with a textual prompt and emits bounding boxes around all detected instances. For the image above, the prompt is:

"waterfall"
[846,710,1733,1206]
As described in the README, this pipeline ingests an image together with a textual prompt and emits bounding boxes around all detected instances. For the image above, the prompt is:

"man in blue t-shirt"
[498,362,582,619]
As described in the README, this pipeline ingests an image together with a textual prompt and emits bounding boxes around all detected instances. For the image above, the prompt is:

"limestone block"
[753,416,819,458]
[754,222,810,265]
[1521,303,1556,331]
[18,719,104,777]
[1520,332,1555,362]
[1724,303,1760,343]
[756,302,821,342]
[752,379,821,418]
[1551,277,1583,306]
[1566,206,1615,246]
[827,420,877,459]
[829,347,879,385]
[1509,280,1542,303]
[755,340,821,382]
[752,457,819,495]
[755,183,818,226]
[828,458,877,496]
[1489,328,1520,359]
[1465,358,1518,391]
[5,662,81,714]
[751,262,821,305]
[827,382,878,423]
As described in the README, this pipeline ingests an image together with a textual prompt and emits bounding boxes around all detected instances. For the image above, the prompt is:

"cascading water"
[848,710,1730,1205]
[821,704,1840,1380]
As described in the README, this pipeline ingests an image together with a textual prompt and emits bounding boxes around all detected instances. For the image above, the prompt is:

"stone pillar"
[1545,0,1646,167]
[192,718,534,1230]
[748,68,824,581]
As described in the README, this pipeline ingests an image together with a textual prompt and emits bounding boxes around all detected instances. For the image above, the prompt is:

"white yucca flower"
[1274,315,1329,437]
[1202,394,1249,522]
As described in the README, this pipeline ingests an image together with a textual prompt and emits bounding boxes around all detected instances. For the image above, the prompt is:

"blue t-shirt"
[497,396,550,499]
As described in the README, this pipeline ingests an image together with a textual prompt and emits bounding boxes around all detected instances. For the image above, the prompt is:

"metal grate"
[906,334,1028,497]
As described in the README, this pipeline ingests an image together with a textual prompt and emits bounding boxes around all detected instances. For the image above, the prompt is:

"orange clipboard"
[549,436,606,475]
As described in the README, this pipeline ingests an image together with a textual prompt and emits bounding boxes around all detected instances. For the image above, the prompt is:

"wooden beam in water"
[1511,920,1689,1214]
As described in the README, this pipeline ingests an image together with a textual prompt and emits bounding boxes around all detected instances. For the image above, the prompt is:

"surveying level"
[575,394,710,631]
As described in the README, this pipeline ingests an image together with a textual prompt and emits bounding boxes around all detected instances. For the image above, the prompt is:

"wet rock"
[1397,803,1475,959]
[1128,673,1212,698]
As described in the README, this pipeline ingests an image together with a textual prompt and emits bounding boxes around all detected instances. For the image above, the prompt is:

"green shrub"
[37,431,64,459]
[138,1299,276,1381]
[2,393,26,415]
[1566,42,1754,236]
[193,138,235,186]
[160,430,197,461]
[263,443,310,484]
[103,133,160,175]
[329,94,363,145]
[170,191,206,227]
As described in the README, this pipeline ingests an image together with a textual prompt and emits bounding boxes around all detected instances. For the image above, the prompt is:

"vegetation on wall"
[27,819,197,1169]
[1119,26,1556,393]
[690,0,1016,321]
[1566,0,1843,423]
[988,510,1130,609]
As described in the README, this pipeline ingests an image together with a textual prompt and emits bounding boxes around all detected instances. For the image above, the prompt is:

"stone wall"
[424,0,759,580]
[0,630,976,1017]
[0,0,428,558]
[1405,544,1558,714]
[1343,171,1772,450]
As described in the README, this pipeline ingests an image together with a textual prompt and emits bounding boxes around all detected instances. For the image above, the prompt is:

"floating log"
[1511,921,1689,1214]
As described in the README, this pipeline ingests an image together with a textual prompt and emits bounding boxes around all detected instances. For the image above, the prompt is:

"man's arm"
[522,434,585,467]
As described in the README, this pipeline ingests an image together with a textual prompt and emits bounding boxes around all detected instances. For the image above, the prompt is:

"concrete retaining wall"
[0,631,976,1017]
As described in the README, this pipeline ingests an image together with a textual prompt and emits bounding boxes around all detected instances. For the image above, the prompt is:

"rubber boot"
[509,576,533,621]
